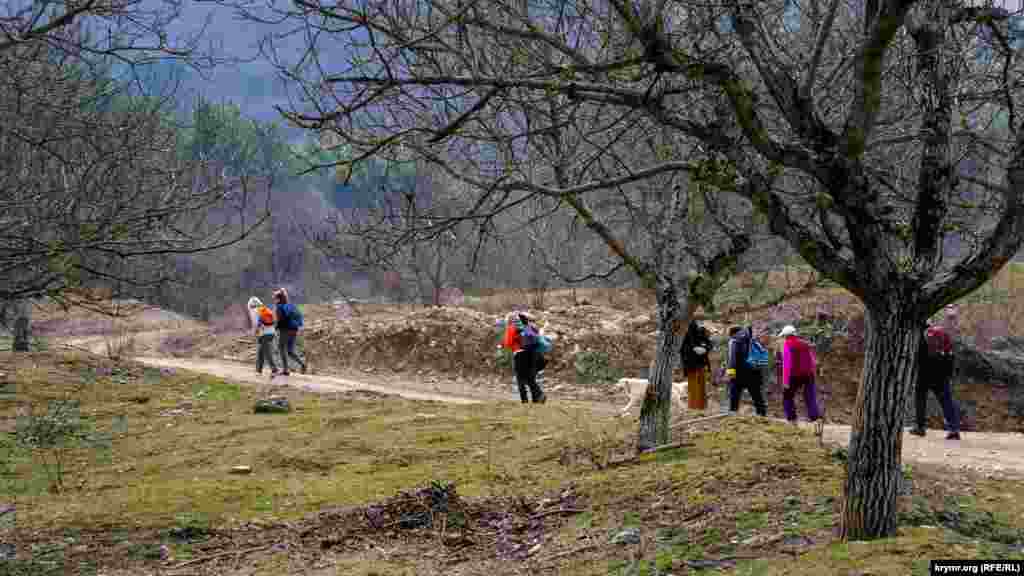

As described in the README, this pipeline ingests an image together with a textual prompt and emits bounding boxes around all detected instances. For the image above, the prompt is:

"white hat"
[777,325,797,338]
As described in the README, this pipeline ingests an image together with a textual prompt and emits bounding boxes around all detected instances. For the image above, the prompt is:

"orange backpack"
[257,306,275,326]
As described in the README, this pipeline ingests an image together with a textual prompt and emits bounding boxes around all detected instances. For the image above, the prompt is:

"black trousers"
[729,371,767,416]
[513,351,545,403]
[915,376,960,432]
[278,329,306,373]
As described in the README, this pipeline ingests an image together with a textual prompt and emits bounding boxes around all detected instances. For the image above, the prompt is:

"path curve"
[135,356,488,405]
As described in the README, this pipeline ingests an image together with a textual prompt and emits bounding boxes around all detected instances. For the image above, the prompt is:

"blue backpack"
[746,338,769,368]
[280,303,304,330]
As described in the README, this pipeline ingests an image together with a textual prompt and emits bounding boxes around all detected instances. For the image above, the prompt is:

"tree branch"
[801,0,842,100]
[729,0,838,150]
[842,0,918,159]
[922,122,1024,310]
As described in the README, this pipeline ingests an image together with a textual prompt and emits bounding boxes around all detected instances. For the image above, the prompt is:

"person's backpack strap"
[520,324,538,349]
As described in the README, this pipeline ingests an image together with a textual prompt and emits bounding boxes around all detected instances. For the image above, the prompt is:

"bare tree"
[240,0,1024,539]
[0,4,264,341]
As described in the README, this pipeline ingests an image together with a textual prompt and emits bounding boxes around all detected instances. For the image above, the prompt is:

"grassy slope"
[1,352,1021,575]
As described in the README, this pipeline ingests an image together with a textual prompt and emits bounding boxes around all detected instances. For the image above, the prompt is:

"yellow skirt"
[686,366,707,410]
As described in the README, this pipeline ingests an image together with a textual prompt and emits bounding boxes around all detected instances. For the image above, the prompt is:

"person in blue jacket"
[273,288,307,375]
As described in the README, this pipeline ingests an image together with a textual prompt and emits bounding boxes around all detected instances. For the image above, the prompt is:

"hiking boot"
[281,371,290,376]
[946,432,961,440]
[300,363,307,375]
[909,428,926,437]
[534,393,547,404]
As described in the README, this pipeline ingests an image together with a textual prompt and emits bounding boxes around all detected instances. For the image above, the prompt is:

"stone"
[611,527,641,545]
[253,396,291,414]
[229,465,253,475]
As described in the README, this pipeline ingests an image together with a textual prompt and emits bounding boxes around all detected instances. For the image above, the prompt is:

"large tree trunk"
[841,306,921,540]
[637,280,689,452]
[11,300,31,352]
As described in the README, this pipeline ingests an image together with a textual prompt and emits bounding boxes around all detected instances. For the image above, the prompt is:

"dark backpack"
[280,303,304,330]
[519,323,538,350]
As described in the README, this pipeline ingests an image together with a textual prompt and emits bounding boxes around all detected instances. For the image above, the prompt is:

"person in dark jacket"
[680,320,713,410]
[726,325,767,416]
[273,288,307,375]
[911,323,960,440]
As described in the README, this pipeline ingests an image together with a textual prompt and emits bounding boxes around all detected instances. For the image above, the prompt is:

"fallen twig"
[641,441,695,454]
[669,412,732,431]
[528,507,586,521]
[605,442,695,469]
[538,542,599,564]
[167,545,272,572]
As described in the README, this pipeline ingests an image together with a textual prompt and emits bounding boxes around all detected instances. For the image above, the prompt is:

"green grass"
[4,351,1024,576]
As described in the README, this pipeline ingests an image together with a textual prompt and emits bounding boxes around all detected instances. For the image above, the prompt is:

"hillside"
[1,351,1022,575]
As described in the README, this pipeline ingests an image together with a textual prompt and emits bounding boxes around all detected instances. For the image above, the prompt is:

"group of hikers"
[247,287,308,378]
[500,308,962,439]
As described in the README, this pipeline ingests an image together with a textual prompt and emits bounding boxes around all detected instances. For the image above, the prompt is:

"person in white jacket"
[247,297,279,378]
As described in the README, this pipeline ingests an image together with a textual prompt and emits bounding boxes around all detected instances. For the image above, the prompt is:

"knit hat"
[777,325,797,338]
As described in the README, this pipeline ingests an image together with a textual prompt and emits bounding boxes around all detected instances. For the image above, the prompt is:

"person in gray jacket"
[247,296,279,378]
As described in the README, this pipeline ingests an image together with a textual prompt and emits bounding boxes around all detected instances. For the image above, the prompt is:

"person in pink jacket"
[776,325,821,424]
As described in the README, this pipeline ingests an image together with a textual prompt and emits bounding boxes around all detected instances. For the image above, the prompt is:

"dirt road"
[134,356,490,405]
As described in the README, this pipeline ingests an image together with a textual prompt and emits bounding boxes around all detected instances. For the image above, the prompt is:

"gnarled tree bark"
[841,303,921,539]
[638,280,690,452]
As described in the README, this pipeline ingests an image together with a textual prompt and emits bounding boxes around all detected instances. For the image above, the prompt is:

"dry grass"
[32,299,200,339]
[2,351,1022,576]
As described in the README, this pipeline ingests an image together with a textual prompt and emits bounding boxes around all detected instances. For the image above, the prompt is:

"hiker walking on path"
[273,288,307,376]
[775,325,821,425]
[247,297,279,379]
[680,320,713,410]
[501,311,547,404]
[726,326,767,416]
[911,322,961,440]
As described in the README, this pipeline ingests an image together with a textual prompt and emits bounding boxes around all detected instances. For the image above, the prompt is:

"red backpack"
[925,325,953,357]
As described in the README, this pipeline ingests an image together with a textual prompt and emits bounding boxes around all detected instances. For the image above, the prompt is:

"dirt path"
[813,421,1024,478]
[134,356,493,405]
